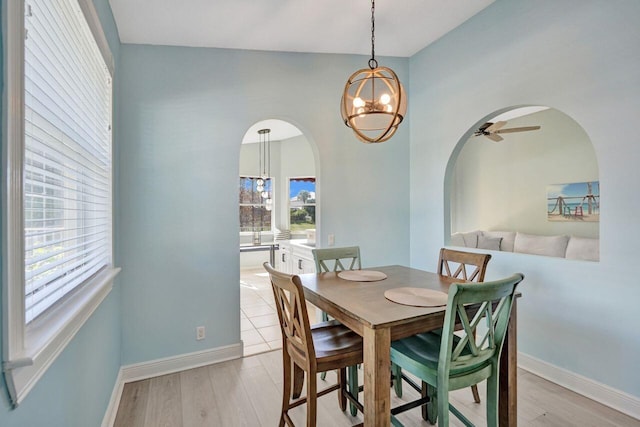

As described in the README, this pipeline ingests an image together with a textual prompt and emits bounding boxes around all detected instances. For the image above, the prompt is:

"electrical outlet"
[196,326,205,341]
[328,233,335,246]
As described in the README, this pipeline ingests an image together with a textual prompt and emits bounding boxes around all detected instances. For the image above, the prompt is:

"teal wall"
[2,0,639,424]
[117,45,410,364]
[0,1,122,426]
[409,0,640,398]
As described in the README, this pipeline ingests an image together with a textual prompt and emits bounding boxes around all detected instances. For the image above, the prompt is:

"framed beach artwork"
[547,181,600,222]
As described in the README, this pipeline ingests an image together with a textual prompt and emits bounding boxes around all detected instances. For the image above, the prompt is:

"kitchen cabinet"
[276,240,315,274]
[277,240,291,273]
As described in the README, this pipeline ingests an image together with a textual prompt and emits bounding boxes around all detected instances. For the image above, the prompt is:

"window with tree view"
[239,176,272,232]
[289,177,316,231]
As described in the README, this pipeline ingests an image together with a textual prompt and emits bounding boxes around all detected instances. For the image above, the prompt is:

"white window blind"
[23,0,112,323]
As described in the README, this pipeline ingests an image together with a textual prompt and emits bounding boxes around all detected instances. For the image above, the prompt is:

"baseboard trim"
[101,368,124,427]
[518,352,640,421]
[121,342,243,383]
[101,342,243,426]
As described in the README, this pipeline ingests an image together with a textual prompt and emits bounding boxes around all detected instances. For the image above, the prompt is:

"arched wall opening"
[444,106,600,261]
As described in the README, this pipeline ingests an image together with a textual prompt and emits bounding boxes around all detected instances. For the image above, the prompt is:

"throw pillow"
[477,235,502,251]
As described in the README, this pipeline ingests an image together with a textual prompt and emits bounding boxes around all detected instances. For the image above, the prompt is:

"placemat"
[337,270,388,282]
[384,287,449,307]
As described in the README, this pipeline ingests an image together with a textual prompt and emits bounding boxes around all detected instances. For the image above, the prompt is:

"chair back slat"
[441,274,524,373]
[313,246,361,273]
[264,262,315,368]
[437,248,491,283]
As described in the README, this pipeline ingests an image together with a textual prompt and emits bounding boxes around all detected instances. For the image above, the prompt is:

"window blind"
[24,0,112,323]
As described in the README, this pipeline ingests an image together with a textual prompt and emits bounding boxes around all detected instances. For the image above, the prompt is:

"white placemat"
[337,270,388,282]
[384,287,449,307]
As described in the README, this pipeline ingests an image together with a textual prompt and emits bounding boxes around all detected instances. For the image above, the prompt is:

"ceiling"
[109,0,495,58]
[242,120,302,144]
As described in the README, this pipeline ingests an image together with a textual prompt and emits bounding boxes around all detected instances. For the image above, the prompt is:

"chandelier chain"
[369,0,377,69]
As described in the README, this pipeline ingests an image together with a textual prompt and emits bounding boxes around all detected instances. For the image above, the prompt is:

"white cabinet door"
[292,255,315,274]
[277,245,291,273]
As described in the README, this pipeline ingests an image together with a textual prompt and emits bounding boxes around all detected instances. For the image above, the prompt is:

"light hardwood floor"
[113,349,640,427]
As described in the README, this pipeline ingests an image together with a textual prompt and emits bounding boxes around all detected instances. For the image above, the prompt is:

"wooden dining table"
[297,264,519,427]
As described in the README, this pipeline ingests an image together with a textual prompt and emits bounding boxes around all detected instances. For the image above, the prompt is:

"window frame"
[288,176,316,232]
[238,175,274,235]
[2,0,119,406]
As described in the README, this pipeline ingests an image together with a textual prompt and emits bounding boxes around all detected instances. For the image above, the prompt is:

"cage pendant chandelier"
[341,0,407,143]
[256,128,273,211]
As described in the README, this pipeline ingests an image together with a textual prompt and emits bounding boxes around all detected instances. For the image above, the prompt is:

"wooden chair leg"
[338,368,347,411]
[426,382,438,425]
[392,363,403,397]
[348,365,359,416]
[319,313,328,381]
[307,370,318,427]
[292,363,305,399]
[280,354,293,427]
[437,383,449,427]
[421,380,429,421]
[486,371,499,427]
[471,384,481,403]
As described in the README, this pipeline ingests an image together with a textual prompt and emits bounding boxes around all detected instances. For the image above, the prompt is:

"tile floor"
[240,267,317,356]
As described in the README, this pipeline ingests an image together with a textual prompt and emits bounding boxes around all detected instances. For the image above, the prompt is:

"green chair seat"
[392,332,471,373]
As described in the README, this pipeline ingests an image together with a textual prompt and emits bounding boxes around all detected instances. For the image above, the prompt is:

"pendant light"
[340,0,407,143]
[256,129,273,211]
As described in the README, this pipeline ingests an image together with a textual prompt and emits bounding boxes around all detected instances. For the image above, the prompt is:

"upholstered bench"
[450,230,599,261]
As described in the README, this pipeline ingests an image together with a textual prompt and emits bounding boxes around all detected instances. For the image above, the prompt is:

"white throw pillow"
[450,233,465,247]
[477,235,502,251]
[482,231,516,252]
[514,232,569,258]
[565,236,600,261]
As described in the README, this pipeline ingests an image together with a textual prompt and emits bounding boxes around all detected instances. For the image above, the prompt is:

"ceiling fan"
[474,121,541,142]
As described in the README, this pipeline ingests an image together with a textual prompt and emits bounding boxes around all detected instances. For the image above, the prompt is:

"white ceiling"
[242,119,302,144]
[109,0,495,58]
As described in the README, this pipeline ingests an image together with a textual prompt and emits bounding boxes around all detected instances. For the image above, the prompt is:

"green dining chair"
[390,273,524,427]
[393,248,492,403]
[312,246,361,416]
[312,246,361,325]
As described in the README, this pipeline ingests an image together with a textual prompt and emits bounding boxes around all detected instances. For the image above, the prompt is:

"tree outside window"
[289,177,316,231]
[239,176,272,232]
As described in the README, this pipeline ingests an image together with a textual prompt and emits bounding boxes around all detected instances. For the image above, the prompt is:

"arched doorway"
[238,119,318,355]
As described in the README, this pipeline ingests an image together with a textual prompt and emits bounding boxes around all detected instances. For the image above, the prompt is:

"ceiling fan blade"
[485,121,507,133]
[495,125,541,134]
[486,133,503,142]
